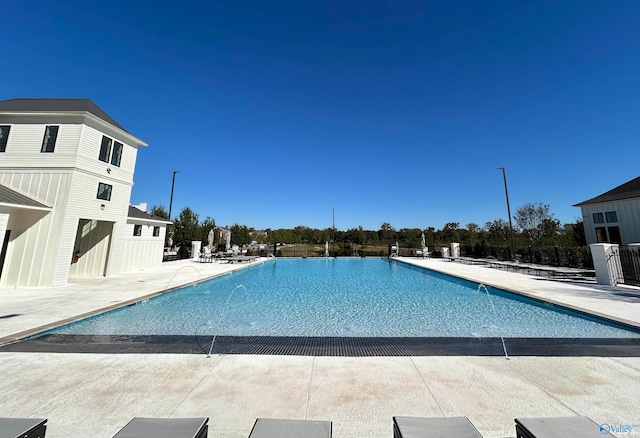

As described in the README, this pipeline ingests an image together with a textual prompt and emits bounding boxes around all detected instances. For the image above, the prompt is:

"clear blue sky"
[3,1,639,231]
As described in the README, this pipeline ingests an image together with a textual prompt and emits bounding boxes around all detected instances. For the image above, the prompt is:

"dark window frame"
[593,213,605,224]
[153,226,160,237]
[607,226,622,244]
[111,141,123,166]
[595,227,608,243]
[0,125,10,152]
[133,224,142,236]
[41,125,59,153]
[98,135,123,167]
[96,182,113,201]
[605,211,618,223]
[99,136,112,163]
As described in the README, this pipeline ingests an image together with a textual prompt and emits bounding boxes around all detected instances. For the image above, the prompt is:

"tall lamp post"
[167,171,179,248]
[497,167,516,261]
[168,170,180,220]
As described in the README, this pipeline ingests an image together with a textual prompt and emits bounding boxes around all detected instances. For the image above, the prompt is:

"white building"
[123,204,172,272]
[574,176,640,246]
[0,98,169,287]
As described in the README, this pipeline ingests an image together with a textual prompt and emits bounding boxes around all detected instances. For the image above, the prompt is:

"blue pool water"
[50,258,640,338]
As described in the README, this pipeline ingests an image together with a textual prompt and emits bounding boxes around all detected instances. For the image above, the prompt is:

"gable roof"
[0,183,52,211]
[127,206,172,224]
[574,176,640,206]
[0,98,127,132]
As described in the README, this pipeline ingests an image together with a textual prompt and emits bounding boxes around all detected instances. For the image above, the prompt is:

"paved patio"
[1,257,640,438]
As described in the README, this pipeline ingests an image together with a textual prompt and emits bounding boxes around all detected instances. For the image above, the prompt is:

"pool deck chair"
[393,416,483,438]
[515,416,606,438]
[0,417,47,438]
[112,417,208,438]
[248,418,332,438]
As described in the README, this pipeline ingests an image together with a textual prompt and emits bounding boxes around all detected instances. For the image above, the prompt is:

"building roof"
[0,183,52,211]
[127,206,172,224]
[574,176,640,206]
[0,98,127,132]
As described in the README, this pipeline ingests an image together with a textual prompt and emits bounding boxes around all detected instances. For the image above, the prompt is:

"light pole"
[167,171,179,249]
[497,167,516,261]
[168,170,179,220]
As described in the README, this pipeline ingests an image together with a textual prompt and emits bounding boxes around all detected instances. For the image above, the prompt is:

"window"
[593,213,605,224]
[41,126,59,152]
[96,183,112,201]
[0,125,10,152]
[133,225,142,236]
[608,226,622,244]
[111,141,123,166]
[153,226,160,237]
[595,226,622,244]
[98,135,123,167]
[605,211,618,223]
[99,136,112,162]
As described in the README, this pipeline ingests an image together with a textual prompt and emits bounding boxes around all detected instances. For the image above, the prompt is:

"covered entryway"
[0,183,53,287]
[69,219,114,278]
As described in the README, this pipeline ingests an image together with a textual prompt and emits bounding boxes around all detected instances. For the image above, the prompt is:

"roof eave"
[0,110,148,147]
[0,202,53,212]
[574,194,640,207]
[127,217,173,225]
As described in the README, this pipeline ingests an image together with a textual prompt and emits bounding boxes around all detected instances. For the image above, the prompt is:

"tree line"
[151,202,586,256]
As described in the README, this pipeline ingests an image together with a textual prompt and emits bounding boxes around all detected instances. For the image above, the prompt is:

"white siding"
[4,209,55,286]
[122,221,166,272]
[0,118,82,166]
[580,198,640,245]
[0,171,71,287]
[75,124,137,186]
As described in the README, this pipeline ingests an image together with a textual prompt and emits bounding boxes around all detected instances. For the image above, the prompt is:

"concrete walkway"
[1,257,640,438]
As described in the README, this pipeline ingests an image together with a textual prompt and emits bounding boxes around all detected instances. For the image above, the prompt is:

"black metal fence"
[619,247,640,287]
[459,244,594,269]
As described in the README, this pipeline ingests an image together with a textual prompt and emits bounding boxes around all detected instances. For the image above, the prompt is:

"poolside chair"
[248,418,332,438]
[515,416,605,438]
[0,417,47,438]
[393,416,483,438]
[112,417,208,438]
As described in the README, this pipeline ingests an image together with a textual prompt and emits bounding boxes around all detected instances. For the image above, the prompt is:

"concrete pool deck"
[1,257,640,437]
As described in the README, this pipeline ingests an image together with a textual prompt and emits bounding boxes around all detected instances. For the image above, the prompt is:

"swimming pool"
[48,258,640,339]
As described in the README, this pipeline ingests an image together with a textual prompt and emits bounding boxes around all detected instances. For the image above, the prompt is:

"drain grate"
[2,334,640,356]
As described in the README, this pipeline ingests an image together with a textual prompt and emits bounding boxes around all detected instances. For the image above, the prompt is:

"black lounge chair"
[393,416,483,438]
[248,418,332,438]
[0,417,47,438]
[112,417,208,438]
[515,416,605,438]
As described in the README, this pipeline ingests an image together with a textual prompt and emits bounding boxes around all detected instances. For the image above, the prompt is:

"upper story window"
[96,182,112,201]
[153,226,160,237]
[593,213,605,224]
[98,135,123,167]
[0,125,9,152]
[41,126,59,152]
[133,225,142,236]
[605,211,618,223]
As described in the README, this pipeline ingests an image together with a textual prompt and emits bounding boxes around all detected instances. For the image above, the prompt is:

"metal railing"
[619,247,640,287]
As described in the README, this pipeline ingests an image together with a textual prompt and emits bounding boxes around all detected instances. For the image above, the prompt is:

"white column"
[192,241,201,260]
[450,242,460,258]
[441,247,450,258]
[589,243,621,286]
